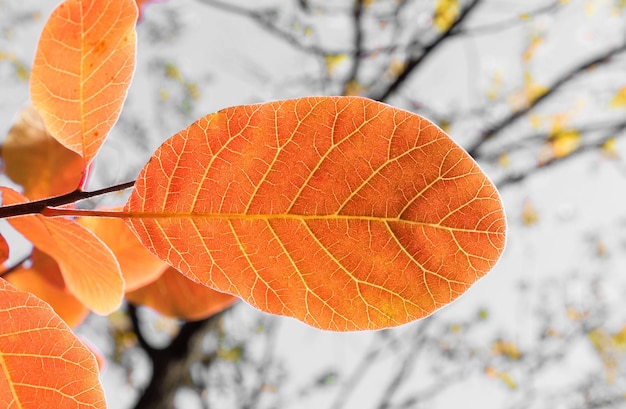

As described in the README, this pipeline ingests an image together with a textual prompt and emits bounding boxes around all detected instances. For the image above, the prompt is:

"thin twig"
[342,0,365,93]
[0,180,135,219]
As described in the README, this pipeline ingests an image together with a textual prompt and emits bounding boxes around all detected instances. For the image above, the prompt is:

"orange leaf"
[124,96,506,331]
[0,234,7,266]
[1,187,124,314]
[0,279,106,408]
[5,249,89,328]
[78,216,168,292]
[2,105,83,200]
[127,267,238,321]
[30,0,137,168]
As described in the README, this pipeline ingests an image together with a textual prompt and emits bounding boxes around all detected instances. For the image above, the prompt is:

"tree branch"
[496,126,626,189]
[369,0,482,102]
[342,0,365,94]
[131,307,232,409]
[467,43,626,158]
[0,180,135,219]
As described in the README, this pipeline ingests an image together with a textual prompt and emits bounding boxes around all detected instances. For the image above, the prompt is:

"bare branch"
[0,180,135,219]
[132,308,231,409]
[467,43,626,158]
[342,0,365,93]
[368,0,482,102]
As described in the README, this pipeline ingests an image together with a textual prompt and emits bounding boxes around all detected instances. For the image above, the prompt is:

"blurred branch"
[482,119,626,162]
[369,0,482,102]
[496,120,626,189]
[467,43,626,158]
[131,307,230,409]
[0,180,135,219]
[375,318,433,409]
[329,330,393,409]
[242,318,278,409]
[342,0,365,94]
[195,0,329,56]
[455,1,562,36]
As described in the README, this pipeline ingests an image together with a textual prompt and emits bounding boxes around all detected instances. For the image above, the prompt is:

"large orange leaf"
[124,96,507,331]
[126,267,238,321]
[77,216,168,292]
[0,279,106,409]
[2,105,83,200]
[30,0,137,168]
[1,187,124,315]
[6,248,89,328]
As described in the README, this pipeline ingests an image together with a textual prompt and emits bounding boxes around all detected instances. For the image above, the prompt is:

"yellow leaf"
[497,153,510,168]
[324,54,348,76]
[522,199,539,226]
[508,71,548,110]
[522,35,544,62]
[528,113,542,129]
[491,339,522,360]
[549,129,582,159]
[450,323,462,333]
[439,119,451,133]
[386,58,406,79]
[596,240,609,257]
[610,86,626,108]
[601,137,619,159]
[567,306,589,321]
[485,366,517,389]
[343,79,367,96]
[487,68,503,100]
[524,71,548,104]
[433,0,460,32]
[612,325,626,350]
[165,62,183,81]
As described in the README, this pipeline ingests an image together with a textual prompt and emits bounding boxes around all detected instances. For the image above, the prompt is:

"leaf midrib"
[126,212,496,234]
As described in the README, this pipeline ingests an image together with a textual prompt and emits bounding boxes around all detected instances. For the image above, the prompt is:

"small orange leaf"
[0,279,106,408]
[2,105,83,200]
[6,249,88,328]
[127,267,238,321]
[78,216,168,292]
[124,96,506,331]
[0,234,7,266]
[1,187,124,314]
[30,0,137,168]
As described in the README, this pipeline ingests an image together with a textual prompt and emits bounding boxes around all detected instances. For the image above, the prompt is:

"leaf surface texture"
[125,96,507,330]
[0,279,106,408]
[30,0,137,167]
